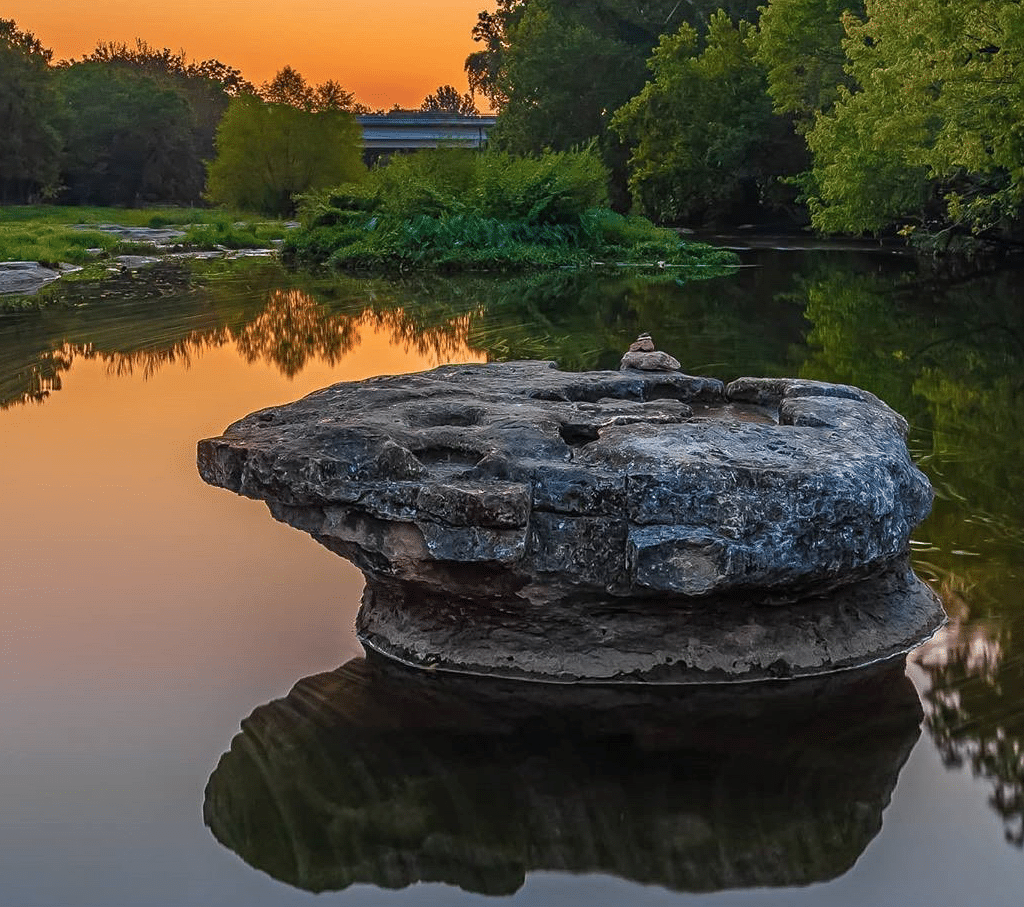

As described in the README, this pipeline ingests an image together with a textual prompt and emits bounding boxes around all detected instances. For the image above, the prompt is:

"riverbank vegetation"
[470,0,1024,255]
[4,2,1024,262]
[0,207,287,269]
[283,147,737,274]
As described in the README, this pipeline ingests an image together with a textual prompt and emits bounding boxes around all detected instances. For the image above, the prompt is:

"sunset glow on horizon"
[4,0,494,110]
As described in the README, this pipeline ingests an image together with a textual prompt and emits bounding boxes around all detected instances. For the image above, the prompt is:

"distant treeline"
[468,0,1024,250]
[0,20,476,213]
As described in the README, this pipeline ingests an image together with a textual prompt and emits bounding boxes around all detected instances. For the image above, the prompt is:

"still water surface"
[1,252,1023,906]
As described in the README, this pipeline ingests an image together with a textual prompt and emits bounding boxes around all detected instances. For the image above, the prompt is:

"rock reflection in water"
[204,658,922,896]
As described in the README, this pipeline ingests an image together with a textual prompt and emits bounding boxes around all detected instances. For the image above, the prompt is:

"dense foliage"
[0,20,62,203]
[466,0,765,204]
[804,0,1024,247]
[284,147,737,273]
[58,63,204,205]
[753,0,865,130]
[613,12,803,224]
[468,0,1024,249]
[206,94,364,215]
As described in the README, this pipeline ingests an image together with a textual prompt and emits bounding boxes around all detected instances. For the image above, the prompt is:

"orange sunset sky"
[5,0,495,110]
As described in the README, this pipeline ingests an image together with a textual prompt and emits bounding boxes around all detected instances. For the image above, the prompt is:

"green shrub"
[285,146,736,275]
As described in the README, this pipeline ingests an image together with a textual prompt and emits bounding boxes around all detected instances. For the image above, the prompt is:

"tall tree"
[261,65,313,109]
[805,0,1024,242]
[206,94,364,215]
[58,62,202,205]
[81,39,252,168]
[420,84,478,115]
[613,12,800,224]
[0,19,61,202]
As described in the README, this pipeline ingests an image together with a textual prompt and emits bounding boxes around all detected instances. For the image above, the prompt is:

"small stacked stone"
[619,332,681,372]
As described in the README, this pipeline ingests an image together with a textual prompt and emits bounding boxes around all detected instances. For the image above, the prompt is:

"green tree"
[469,0,764,150]
[0,19,61,202]
[82,39,252,166]
[805,0,1024,241]
[613,12,800,224]
[468,0,764,207]
[206,94,364,215]
[58,62,203,205]
[420,84,478,115]
[753,0,865,130]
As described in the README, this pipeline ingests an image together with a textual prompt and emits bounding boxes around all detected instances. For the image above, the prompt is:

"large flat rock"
[197,361,944,683]
[199,361,933,602]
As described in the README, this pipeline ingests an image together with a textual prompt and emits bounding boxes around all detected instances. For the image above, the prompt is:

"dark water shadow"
[204,658,922,896]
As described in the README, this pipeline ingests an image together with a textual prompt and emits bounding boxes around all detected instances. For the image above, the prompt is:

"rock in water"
[197,360,945,683]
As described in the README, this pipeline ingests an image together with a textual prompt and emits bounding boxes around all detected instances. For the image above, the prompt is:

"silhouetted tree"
[260,66,367,113]
[420,84,478,115]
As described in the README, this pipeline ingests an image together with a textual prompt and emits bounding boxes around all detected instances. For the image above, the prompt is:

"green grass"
[0,206,288,267]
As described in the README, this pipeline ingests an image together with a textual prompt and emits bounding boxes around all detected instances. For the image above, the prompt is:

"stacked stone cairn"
[620,333,682,372]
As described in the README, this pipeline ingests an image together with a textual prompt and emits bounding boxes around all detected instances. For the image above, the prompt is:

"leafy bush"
[285,147,736,274]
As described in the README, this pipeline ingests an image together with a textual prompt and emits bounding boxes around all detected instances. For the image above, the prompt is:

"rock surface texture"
[198,360,945,683]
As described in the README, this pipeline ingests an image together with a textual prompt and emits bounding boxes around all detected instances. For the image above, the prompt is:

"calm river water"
[1,249,1023,906]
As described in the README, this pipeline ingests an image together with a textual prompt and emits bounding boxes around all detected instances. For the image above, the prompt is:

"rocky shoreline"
[0,224,282,298]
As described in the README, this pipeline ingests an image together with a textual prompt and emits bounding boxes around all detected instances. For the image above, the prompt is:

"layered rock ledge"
[198,360,945,683]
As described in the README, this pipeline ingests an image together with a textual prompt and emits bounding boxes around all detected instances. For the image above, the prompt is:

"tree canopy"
[753,0,865,130]
[78,38,251,171]
[805,0,1024,242]
[206,93,364,215]
[58,62,204,205]
[0,19,61,202]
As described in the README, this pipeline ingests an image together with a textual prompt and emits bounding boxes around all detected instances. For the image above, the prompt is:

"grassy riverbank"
[0,206,288,267]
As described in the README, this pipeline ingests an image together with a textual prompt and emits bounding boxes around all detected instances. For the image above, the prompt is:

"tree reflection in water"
[233,288,359,377]
[796,262,1024,849]
[917,601,1024,846]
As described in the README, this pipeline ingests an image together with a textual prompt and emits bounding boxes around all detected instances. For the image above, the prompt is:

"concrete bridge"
[357,112,498,162]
